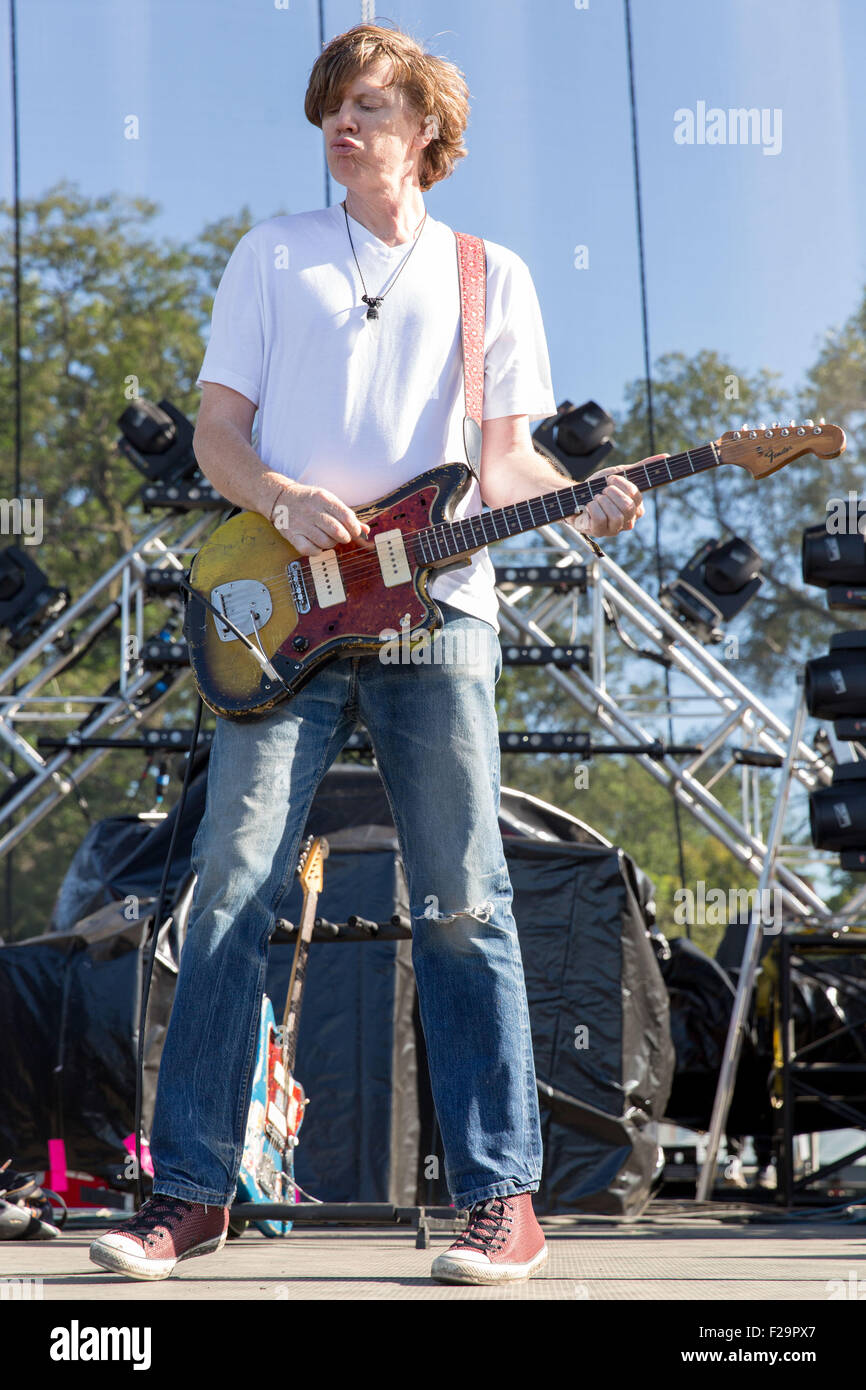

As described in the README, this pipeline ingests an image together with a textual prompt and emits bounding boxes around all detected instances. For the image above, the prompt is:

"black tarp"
[651,934,772,1136]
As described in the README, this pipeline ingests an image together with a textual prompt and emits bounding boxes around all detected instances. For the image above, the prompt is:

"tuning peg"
[758,423,766,430]
[789,419,796,426]
[770,420,780,427]
[819,417,826,425]
[803,418,814,427]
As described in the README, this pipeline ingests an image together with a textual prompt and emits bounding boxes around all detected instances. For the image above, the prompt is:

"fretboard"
[411,441,721,566]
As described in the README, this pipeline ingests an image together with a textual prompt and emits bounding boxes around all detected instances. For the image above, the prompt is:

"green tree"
[0,183,260,938]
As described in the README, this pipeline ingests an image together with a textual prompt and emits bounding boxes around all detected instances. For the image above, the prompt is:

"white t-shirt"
[196,203,557,631]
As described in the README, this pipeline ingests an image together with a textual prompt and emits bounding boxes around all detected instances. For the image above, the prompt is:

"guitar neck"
[281,890,318,1076]
[412,440,722,564]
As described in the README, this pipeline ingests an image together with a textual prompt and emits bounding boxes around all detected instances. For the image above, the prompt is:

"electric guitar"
[233,835,328,1237]
[185,422,846,721]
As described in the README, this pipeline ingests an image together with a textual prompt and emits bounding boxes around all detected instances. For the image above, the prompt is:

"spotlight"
[809,764,866,869]
[802,522,866,588]
[802,520,866,612]
[659,536,762,643]
[805,632,866,740]
[0,546,70,650]
[117,398,198,485]
[531,399,615,482]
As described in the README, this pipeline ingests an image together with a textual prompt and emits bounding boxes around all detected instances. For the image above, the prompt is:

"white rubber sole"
[88,1231,227,1281]
[431,1242,548,1286]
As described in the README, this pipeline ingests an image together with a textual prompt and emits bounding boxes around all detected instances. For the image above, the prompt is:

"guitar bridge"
[287,561,310,614]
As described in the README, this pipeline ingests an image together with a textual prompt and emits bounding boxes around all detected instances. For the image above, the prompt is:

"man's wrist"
[259,472,294,522]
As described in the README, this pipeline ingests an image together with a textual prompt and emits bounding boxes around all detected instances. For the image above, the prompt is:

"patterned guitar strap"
[454,231,486,486]
[454,230,599,552]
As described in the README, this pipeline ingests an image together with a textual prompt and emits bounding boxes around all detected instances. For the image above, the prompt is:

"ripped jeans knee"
[416,894,497,926]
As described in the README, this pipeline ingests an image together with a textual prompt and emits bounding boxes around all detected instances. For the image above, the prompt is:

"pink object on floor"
[47,1138,68,1192]
[122,1134,155,1178]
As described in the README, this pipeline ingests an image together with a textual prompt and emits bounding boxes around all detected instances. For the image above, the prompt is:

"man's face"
[322,58,430,190]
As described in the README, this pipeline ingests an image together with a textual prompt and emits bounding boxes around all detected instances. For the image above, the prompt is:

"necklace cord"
[342,200,428,318]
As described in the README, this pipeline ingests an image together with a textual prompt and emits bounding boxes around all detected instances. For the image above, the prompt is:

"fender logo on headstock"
[755,442,794,465]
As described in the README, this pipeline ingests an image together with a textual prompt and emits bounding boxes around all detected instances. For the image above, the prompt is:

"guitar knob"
[292,635,309,652]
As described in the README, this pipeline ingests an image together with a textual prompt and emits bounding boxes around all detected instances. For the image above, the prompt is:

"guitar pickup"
[308,550,346,608]
[375,529,411,587]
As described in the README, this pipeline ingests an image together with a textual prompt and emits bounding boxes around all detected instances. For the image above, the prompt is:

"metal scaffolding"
[0,507,854,929]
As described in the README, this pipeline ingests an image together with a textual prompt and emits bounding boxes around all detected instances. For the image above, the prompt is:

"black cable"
[601,594,673,669]
[134,691,204,1210]
[318,0,332,208]
[623,0,688,918]
[5,0,21,937]
[9,0,21,501]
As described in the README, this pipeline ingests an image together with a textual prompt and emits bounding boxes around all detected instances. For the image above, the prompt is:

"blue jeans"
[150,602,542,1209]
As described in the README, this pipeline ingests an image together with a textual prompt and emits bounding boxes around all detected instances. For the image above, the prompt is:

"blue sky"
[2,0,863,423]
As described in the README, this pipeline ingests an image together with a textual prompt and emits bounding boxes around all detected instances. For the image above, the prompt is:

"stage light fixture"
[659,536,763,643]
[802,522,866,588]
[117,398,200,485]
[804,632,866,735]
[806,632,866,867]
[809,764,866,869]
[531,399,615,482]
[0,546,70,650]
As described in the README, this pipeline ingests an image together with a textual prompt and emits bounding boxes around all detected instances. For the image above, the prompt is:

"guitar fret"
[411,440,725,567]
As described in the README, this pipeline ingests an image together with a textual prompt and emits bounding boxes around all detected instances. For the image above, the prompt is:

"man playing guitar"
[90,21,647,1286]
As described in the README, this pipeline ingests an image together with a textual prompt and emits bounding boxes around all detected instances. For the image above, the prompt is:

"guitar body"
[235,991,306,1237]
[185,462,474,720]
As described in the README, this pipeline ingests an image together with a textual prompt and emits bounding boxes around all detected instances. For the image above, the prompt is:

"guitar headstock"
[296,835,329,896]
[718,419,846,478]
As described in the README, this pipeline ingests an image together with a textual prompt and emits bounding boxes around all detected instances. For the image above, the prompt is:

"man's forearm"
[480,448,578,513]
[193,418,292,520]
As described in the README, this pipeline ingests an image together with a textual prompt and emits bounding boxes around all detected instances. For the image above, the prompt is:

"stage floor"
[3,1200,864,1301]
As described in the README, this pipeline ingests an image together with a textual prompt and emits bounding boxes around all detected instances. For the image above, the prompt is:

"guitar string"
[220,450,724,632]
[207,428,826,602]
[220,447,720,600]
[216,448,718,611]
[212,446,721,600]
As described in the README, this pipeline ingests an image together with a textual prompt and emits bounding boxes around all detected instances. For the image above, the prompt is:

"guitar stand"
[228,1201,468,1249]
[238,907,452,1244]
[275,913,413,941]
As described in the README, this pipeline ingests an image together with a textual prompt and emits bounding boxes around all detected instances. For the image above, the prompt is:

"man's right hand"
[270,480,370,555]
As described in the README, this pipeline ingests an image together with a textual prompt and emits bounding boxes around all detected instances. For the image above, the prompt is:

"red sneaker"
[431,1192,547,1285]
[89,1195,229,1281]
